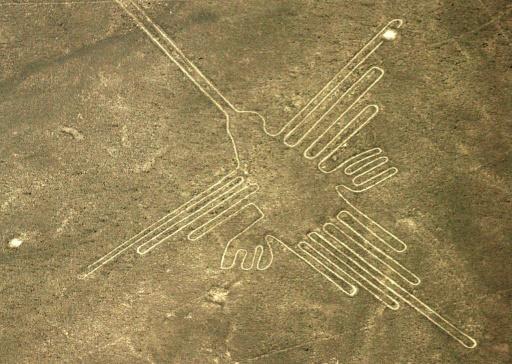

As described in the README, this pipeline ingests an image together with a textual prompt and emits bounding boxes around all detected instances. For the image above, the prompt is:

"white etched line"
[350,167,398,192]
[332,104,380,149]
[115,0,248,170]
[316,105,380,167]
[345,153,388,176]
[305,232,401,309]
[275,19,403,138]
[320,227,476,348]
[188,201,259,241]
[336,192,407,252]
[347,148,382,167]
[296,241,359,297]
[285,66,384,148]
[116,0,236,114]
[110,2,275,272]
[116,0,399,199]
[316,225,405,302]
[388,280,478,349]
[136,182,258,255]
[320,146,397,192]
[310,104,380,162]
[304,96,380,162]
[79,173,241,278]
[324,220,405,285]
[135,180,250,253]
[219,207,268,270]
[322,147,381,173]
[184,177,245,214]
[269,236,357,296]
[344,168,398,193]
[77,9,477,348]
[325,220,420,286]
[131,176,247,254]
[285,67,383,147]
[187,184,260,241]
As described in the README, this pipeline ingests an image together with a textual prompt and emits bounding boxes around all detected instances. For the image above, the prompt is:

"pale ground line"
[320,148,399,193]
[81,173,248,276]
[300,235,400,310]
[70,2,475,348]
[431,5,512,47]
[279,19,403,139]
[83,2,401,276]
[275,189,476,348]
[476,0,511,42]
[291,222,477,348]
[283,66,384,147]
[313,220,476,348]
[135,179,257,255]
[241,334,343,363]
[329,218,420,286]
[273,234,359,297]
[220,204,269,271]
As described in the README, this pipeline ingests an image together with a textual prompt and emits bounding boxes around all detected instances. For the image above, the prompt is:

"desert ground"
[0,1,511,363]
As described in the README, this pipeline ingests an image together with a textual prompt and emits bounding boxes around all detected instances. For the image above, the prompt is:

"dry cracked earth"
[0,1,511,363]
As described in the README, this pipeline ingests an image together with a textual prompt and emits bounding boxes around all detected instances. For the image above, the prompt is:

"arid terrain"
[0,1,511,363]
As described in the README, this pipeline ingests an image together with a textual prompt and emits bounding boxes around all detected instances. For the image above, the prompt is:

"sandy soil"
[0,1,510,363]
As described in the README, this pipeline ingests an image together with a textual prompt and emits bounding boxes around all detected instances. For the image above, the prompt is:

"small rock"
[382,29,397,41]
[292,98,303,108]
[207,286,229,305]
[398,218,417,230]
[106,147,118,157]
[59,126,84,140]
[8,238,23,249]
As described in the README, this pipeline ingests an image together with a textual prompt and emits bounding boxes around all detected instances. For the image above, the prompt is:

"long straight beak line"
[115,0,237,115]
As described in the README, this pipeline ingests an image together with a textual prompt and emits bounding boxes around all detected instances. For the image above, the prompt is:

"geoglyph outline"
[78,0,477,349]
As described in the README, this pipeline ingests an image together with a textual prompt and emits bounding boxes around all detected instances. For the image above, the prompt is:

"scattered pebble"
[207,286,229,305]
[398,218,418,230]
[106,147,119,157]
[382,29,397,41]
[8,238,23,249]
[59,126,84,140]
